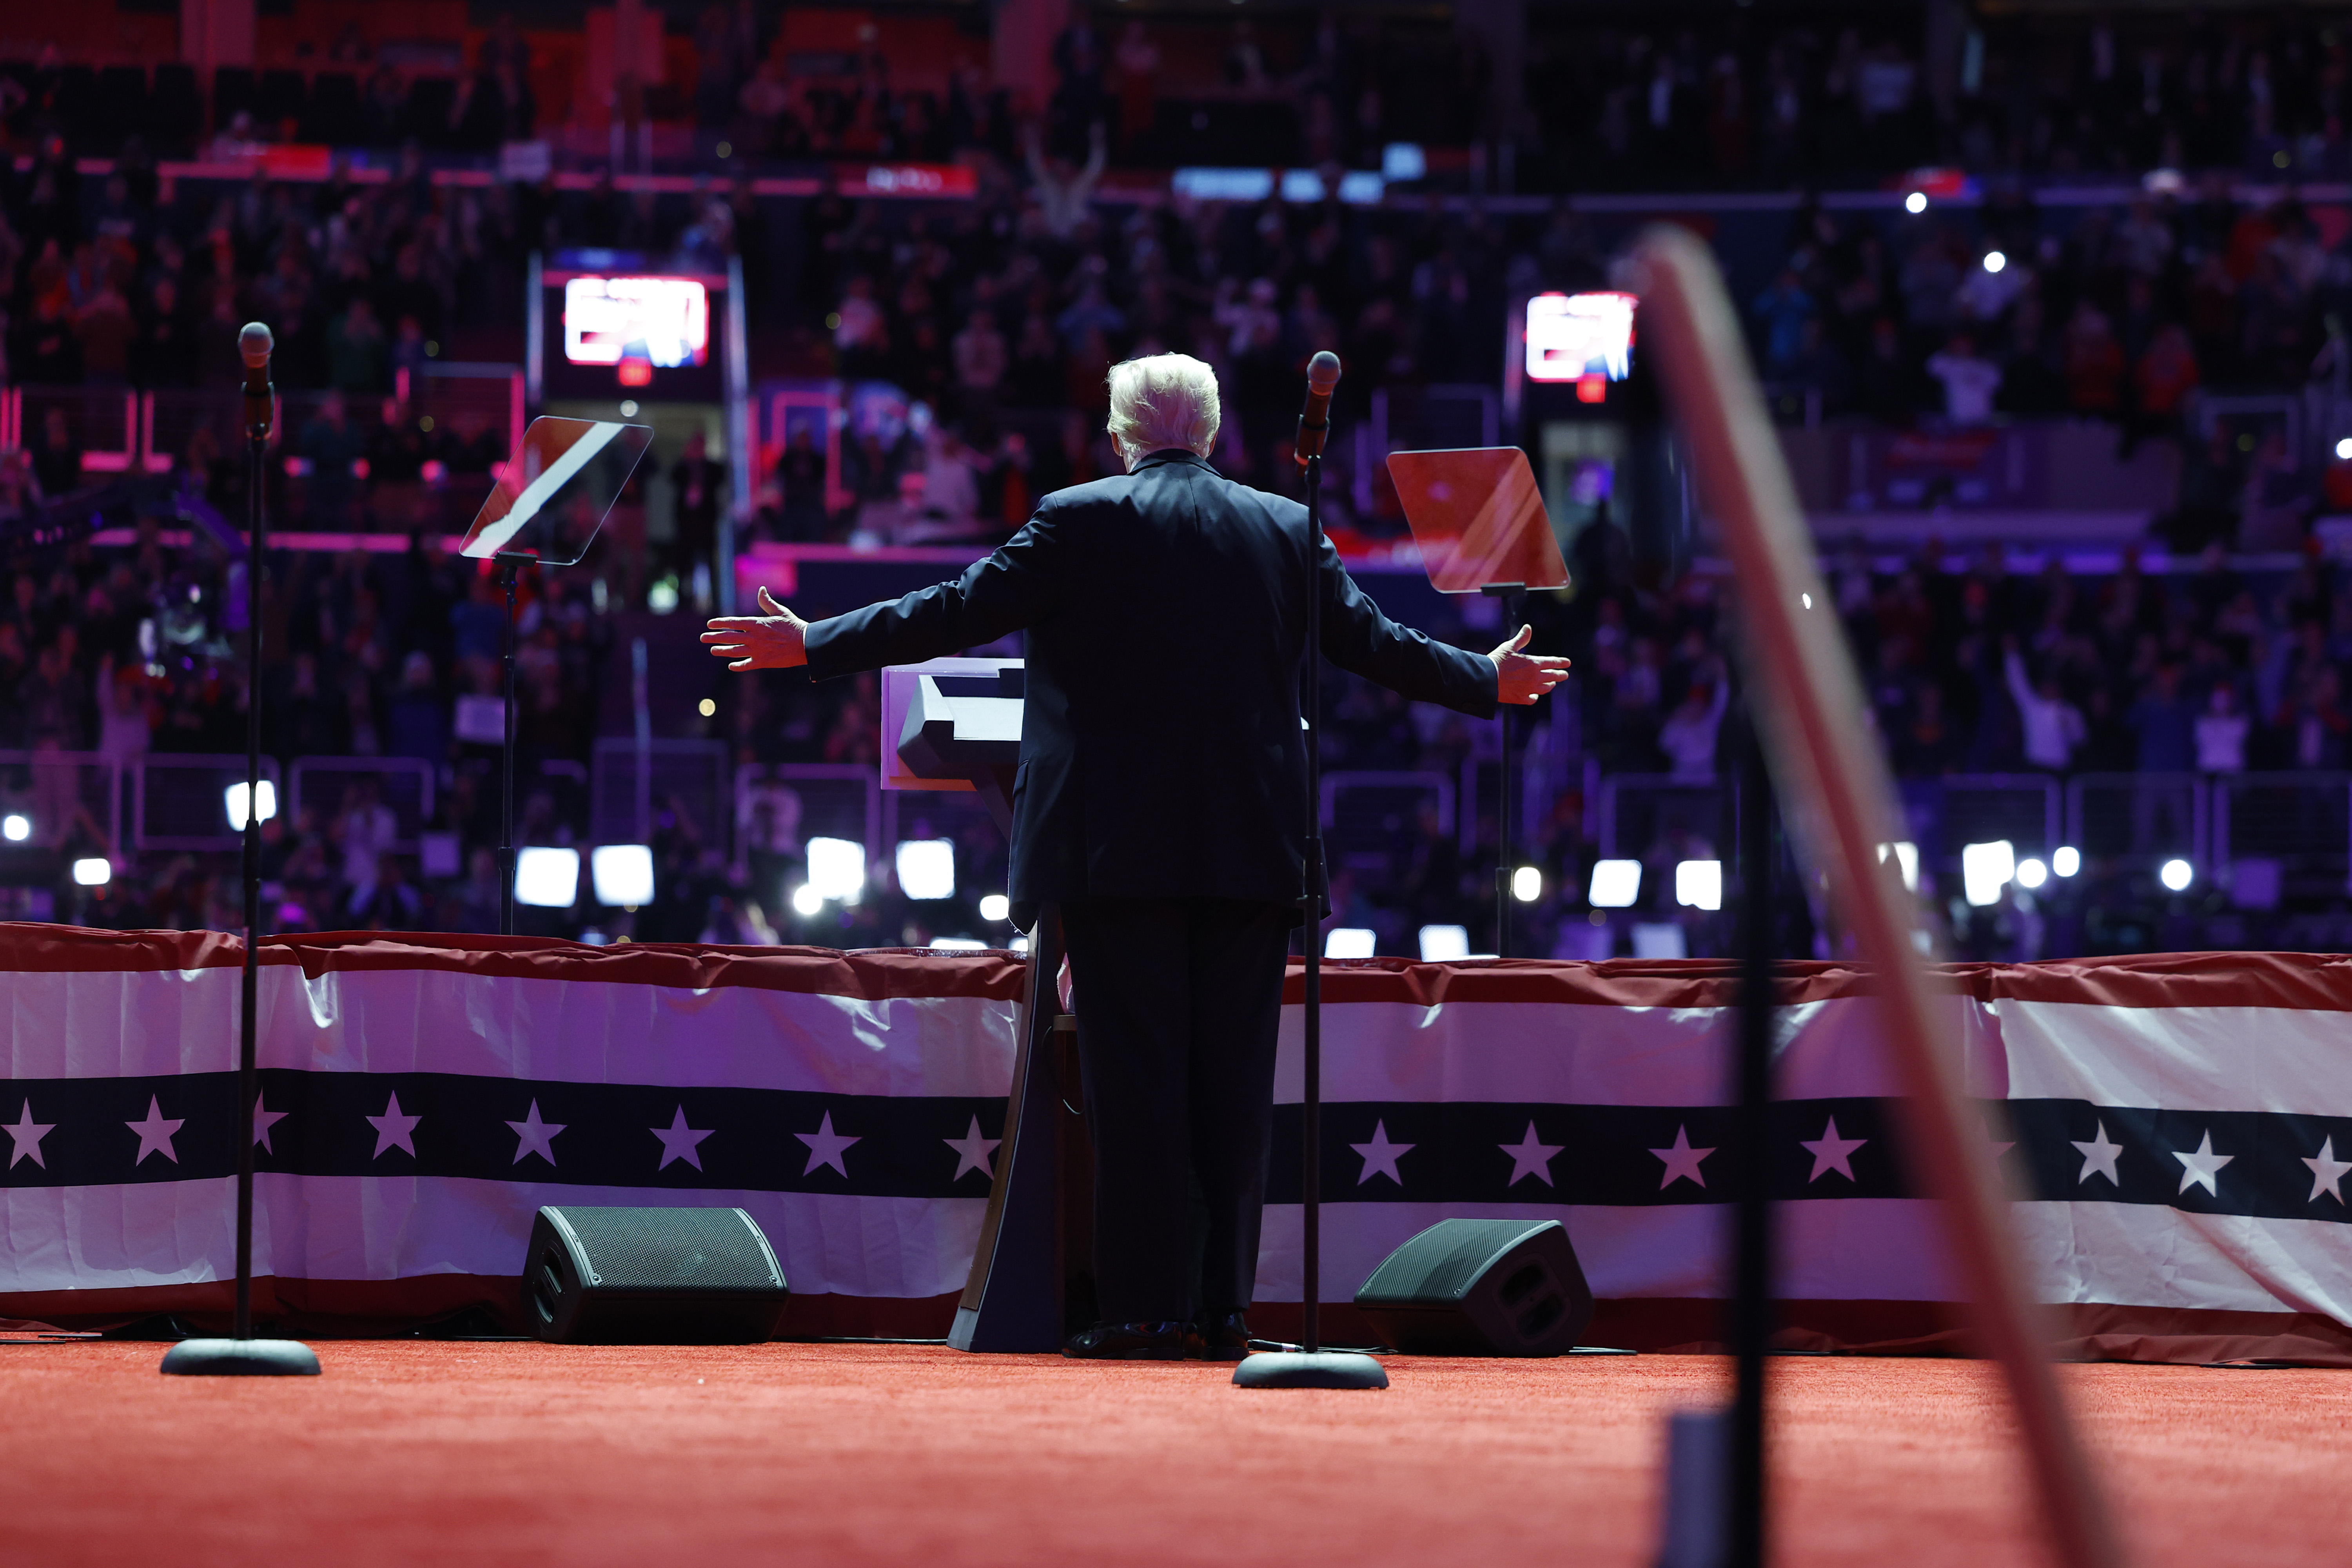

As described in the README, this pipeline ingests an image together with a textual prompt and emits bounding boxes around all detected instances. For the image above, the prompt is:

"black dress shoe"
[1062,1320,1203,1360]
[1194,1312,1254,1361]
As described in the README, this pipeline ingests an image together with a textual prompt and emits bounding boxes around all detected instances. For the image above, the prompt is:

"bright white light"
[563,275,710,368]
[1800,592,1812,610]
[1675,859,1723,911]
[1524,290,1637,383]
[590,844,654,907]
[930,937,988,951]
[1905,191,1929,214]
[790,882,825,917]
[979,893,1010,922]
[2053,846,2081,877]
[806,837,866,902]
[1589,858,1642,908]
[1962,840,2016,907]
[2160,858,2194,892]
[1417,924,1471,961]
[1,814,27,842]
[225,779,278,829]
[72,857,110,886]
[2016,857,2049,890]
[1877,841,1919,892]
[895,839,956,900]
[1512,866,1543,903]
[515,846,581,908]
[1326,927,1377,958]
[1983,250,2007,274]
[2337,437,2352,462]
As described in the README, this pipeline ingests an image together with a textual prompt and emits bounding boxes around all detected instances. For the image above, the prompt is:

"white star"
[125,1096,184,1165]
[1983,1118,2016,1161]
[2071,1120,2124,1186]
[794,1110,860,1178]
[252,1093,289,1154]
[2301,1136,2352,1205]
[2172,1130,2235,1197]
[1650,1123,1716,1189]
[944,1115,1000,1182]
[1498,1121,1564,1187]
[1350,1119,1414,1186]
[652,1105,715,1171]
[6,1100,54,1169]
[1799,1115,1866,1183]
[366,1091,422,1159]
[506,1100,566,1167]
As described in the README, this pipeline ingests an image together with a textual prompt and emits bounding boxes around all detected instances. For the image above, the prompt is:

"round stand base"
[1231,1351,1388,1390]
[159,1339,321,1377]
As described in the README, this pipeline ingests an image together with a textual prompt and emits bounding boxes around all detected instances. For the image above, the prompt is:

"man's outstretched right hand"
[1488,625,1571,706]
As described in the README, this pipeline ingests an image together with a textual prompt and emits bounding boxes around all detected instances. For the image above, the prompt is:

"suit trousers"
[1058,897,1292,1324]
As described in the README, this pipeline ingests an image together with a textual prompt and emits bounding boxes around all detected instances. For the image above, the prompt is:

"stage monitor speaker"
[1354,1218,1592,1356]
[524,1206,789,1345]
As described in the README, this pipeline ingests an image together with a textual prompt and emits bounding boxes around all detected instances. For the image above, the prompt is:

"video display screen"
[1524,291,1636,385]
[563,276,710,370]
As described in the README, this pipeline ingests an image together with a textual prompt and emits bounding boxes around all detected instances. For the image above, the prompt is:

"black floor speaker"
[524,1206,790,1344]
[1353,1218,1593,1356]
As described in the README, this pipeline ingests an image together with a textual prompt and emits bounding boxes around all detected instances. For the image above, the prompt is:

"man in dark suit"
[705,354,1566,1359]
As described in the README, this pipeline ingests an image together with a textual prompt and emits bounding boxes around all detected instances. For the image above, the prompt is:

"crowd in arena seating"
[5,7,2352,958]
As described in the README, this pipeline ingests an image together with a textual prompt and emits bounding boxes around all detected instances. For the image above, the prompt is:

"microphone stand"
[499,557,520,935]
[162,332,320,1376]
[1234,445,1386,1392]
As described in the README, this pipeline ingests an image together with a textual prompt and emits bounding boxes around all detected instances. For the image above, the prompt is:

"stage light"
[979,893,1010,922]
[895,839,955,900]
[2053,846,2081,877]
[806,837,866,902]
[1417,924,1471,961]
[1905,191,1929,214]
[930,937,987,951]
[1876,841,1918,892]
[590,844,653,907]
[72,857,110,886]
[2338,437,2352,461]
[1,814,27,842]
[224,780,277,830]
[1983,250,2007,274]
[515,846,580,908]
[1589,859,1642,908]
[1326,927,1376,958]
[1962,840,2015,907]
[1675,859,1722,911]
[2016,857,2049,890]
[790,882,825,917]
[619,399,640,417]
[697,697,715,717]
[2160,858,2194,892]
[1512,866,1543,902]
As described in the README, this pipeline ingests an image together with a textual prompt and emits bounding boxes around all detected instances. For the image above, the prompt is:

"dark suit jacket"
[804,449,1499,925]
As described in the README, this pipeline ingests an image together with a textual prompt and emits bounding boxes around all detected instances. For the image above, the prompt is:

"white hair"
[1105,354,1221,461]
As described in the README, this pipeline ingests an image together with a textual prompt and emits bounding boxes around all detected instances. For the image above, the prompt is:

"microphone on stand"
[240,321,274,440]
[1294,350,1342,467]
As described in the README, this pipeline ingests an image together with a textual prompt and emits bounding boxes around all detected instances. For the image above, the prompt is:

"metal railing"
[2064,771,2209,870]
[1321,769,1456,840]
[286,757,436,850]
[0,749,125,859]
[132,753,284,853]
[733,762,881,862]
[593,738,729,849]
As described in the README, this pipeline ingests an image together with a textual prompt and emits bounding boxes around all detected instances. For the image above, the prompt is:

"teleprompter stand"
[456,417,652,932]
[1384,448,1570,958]
[162,328,319,1377]
[1233,450,1387,1391]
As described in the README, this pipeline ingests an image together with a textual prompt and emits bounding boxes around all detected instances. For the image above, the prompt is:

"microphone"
[1294,350,1341,468]
[239,321,274,439]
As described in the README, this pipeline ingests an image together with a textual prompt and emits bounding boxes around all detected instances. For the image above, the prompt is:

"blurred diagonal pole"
[1632,226,2122,1568]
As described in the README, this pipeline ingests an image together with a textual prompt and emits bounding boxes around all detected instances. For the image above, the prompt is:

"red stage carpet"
[1,1343,2345,1567]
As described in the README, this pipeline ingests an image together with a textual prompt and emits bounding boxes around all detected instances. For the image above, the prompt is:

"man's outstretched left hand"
[702,587,809,671]
[1489,624,1570,706]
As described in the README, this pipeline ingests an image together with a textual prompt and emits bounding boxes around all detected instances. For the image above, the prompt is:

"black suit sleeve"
[802,510,1063,680]
[1316,531,1500,718]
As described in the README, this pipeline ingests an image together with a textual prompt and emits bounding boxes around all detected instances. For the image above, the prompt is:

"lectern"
[880,659,1081,1351]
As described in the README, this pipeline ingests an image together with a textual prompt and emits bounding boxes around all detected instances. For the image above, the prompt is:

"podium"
[880,659,1087,1351]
